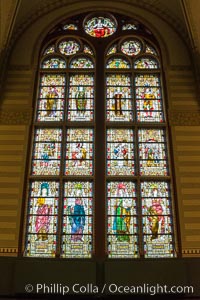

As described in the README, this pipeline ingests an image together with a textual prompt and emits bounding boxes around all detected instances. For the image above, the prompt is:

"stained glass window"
[67,74,94,121]
[141,181,174,257]
[138,129,168,176]
[107,181,138,258]
[84,16,117,38]
[70,57,94,68]
[63,24,78,30]
[107,129,134,175]
[36,74,65,122]
[106,74,133,121]
[62,181,93,258]
[25,181,59,257]
[121,40,142,56]
[135,74,164,122]
[65,129,94,175]
[25,12,176,259]
[41,58,66,69]
[58,40,80,55]
[134,57,159,69]
[106,58,130,69]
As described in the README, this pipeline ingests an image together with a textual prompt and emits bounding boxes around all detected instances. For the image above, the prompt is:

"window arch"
[23,12,177,259]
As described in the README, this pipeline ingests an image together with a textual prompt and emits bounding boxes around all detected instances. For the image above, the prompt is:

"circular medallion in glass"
[58,40,80,55]
[121,40,142,56]
[84,16,117,38]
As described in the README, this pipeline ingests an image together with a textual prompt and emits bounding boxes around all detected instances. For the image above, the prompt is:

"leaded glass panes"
[135,74,164,122]
[83,45,94,56]
[141,182,174,257]
[41,58,66,69]
[107,129,134,175]
[36,74,65,122]
[58,40,80,55]
[62,181,93,258]
[106,74,133,121]
[32,129,62,175]
[107,44,117,55]
[107,181,138,258]
[134,57,159,69]
[70,57,94,68]
[67,74,94,121]
[65,129,93,175]
[25,181,59,257]
[121,40,142,56]
[84,16,116,38]
[106,58,130,69]
[145,44,157,56]
[63,24,78,30]
[122,24,138,30]
[138,129,168,176]
[44,45,55,55]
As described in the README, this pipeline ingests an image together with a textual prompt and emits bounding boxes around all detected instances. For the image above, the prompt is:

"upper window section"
[84,14,117,38]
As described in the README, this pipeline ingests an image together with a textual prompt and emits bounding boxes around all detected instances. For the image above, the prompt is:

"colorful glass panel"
[138,129,168,176]
[145,44,157,56]
[122,24,138,30]
[107,129,134,175]
[62,181,93,258]
[63,24,78,30]
[67,74,94,121]
[41,58,66,69]
[107,181,138,258]
[65,129,93,175]
[44,45,55,55]
[36,74,65,122]
[134,57,159,69]
[135,74,164,122]
[32,129,62,175]
[106,74,133,122]
[107,44,117,55]
[70,57,94,68]
[58,40,80,55]
[84,16,116,38]
[121,40,142,56]
[141,181,174,257]
[25,181,59,257]
[106,58,130,69]
[83,45,94,56]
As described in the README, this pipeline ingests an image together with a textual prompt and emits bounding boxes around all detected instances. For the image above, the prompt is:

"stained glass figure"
[84,16,116,38]
[121,40,142,56]
[141,181,175,257]
[32,129,62,175]
[106,58,130,69]
[145,44,157,56]
[41,58,66,69]
[25,181,59,257]
[134,57,159,69]
[107,181,138,258]
[58,40,80,55]
[107,44,117,55]
[67,74,94,121]
[122,24,138,30]
[44,45,55,55]
[70,57,94,68]
[83,45,94,56]
[63,24,78,30]
[65,129,93,175]
[62,181,93,258]
[107,129,134,175]
[36,74,65,122]
[106,74,133,121]
[138,129,168,176]
[135,74,164,122]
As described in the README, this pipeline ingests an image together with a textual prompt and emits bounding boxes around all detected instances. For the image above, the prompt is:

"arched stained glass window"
[24,12,177,259]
